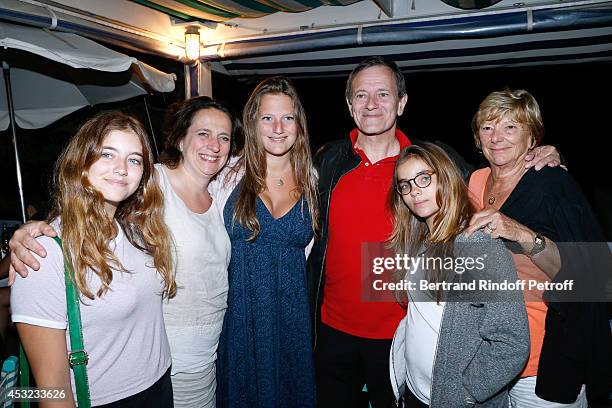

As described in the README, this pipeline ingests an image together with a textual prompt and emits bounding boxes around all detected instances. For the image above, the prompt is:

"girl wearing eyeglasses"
[388,142,529,408]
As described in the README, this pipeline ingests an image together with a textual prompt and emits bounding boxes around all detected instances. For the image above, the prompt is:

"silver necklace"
[276,178,284,187]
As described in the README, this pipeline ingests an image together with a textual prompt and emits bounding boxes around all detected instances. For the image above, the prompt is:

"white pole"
[2,61,27,224]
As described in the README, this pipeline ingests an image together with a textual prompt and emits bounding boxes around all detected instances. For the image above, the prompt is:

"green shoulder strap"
[52,236,91,408]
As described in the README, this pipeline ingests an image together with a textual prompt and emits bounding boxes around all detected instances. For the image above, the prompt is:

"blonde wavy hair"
[472,88,544,151]
[231,76,319,241]
[388,143,474,302]
[48,111,176,299]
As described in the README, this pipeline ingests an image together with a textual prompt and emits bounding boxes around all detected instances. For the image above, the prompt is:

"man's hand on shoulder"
[524,145,567,171]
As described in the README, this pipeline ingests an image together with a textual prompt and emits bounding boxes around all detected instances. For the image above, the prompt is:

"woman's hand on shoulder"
[8,221,57,284]
[466,209,533,243]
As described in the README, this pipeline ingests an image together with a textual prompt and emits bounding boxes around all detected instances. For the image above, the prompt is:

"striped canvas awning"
[5,0,609,79]
[203,2,612,78]
[129,0,362,22]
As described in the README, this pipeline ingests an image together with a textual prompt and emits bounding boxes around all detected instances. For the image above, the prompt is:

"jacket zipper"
[390,330,402,407]
[313,240,328,350]
[429,302,447,406]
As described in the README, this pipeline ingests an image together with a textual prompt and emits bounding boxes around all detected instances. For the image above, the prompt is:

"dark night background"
[1,54,611,239]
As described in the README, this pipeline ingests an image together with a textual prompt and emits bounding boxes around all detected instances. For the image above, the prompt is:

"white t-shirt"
[156,164,231,374]
[404,275,445,405]
[11,222,171,406]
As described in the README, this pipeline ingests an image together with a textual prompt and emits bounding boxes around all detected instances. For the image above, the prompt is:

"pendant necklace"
[487,171,524,206]
[269,168,289,187]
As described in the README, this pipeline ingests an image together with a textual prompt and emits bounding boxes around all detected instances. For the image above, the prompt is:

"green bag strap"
[52,236,91,408]
[19,344,30,408]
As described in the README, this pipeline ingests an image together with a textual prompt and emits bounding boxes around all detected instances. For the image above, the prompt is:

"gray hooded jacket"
[390,231,530,407]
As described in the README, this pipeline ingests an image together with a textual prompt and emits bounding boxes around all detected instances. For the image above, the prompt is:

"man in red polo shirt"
[309,56,561,408]
[310,56,412,408]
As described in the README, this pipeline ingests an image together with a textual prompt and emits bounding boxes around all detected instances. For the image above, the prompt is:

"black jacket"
[496,166,612,404]
[307,134,472,348]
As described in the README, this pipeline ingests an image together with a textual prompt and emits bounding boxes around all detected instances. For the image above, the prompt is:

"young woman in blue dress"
[213,77,319,408]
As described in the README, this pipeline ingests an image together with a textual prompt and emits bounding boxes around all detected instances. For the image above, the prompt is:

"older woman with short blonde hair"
[466,89,612,407]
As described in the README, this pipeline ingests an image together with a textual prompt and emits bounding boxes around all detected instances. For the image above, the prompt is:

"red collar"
[349,128,411,149]
[349,128,411,163]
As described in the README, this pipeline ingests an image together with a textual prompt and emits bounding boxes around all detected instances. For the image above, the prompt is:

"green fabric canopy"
[130,0,360,22]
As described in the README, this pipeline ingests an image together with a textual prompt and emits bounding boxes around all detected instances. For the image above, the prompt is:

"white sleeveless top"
[156,164,231,374]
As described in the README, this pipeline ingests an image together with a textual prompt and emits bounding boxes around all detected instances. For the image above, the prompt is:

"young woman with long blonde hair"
[388,142,529,408]
[11,111,175,407]
[213,76,319,407]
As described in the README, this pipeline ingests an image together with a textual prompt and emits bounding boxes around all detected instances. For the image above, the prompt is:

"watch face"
[529,234,546,256]
[440,0,503,10]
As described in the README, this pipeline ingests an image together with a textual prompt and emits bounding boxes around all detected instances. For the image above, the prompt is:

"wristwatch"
[527,232,546,257]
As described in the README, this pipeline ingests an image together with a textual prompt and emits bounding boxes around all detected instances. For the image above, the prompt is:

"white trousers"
[509,376,587,408]
[170,365,216,408]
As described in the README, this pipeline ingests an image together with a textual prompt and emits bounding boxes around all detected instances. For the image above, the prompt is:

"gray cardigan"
[390,231,530,407]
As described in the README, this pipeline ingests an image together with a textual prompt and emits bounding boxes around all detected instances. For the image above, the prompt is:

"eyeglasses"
[395,171,435,195]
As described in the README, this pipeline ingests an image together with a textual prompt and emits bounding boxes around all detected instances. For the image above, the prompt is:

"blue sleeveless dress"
[217,183,316,408]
